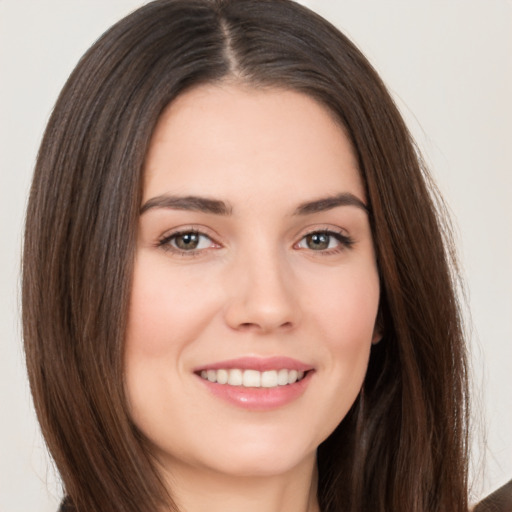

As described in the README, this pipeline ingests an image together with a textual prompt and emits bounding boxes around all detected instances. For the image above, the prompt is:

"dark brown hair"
[23,1,469,511]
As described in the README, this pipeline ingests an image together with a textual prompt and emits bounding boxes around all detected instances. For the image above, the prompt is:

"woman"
[23,1,470,511]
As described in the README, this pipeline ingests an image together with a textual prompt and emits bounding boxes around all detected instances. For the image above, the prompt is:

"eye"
[158,230,217,253]
[296,230,353,252]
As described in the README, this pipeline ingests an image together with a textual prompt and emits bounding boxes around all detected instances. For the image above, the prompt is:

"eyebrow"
[293,193,369,215]
[140,192,368,216]
[140,195,232,215]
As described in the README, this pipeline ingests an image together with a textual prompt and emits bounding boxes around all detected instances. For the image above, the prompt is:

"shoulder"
[474,480,512,512]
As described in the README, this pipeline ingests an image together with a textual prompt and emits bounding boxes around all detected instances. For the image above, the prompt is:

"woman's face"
[124,84,380,480]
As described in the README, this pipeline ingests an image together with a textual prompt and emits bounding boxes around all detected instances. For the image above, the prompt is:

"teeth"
[199,368,307,388]
[261,370,278,388]
[243,369,260,387]
[228,369,243,386]
[277,369,289,386]
[216,369,228,384]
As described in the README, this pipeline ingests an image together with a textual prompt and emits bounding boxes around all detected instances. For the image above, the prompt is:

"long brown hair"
[22,1,469,511]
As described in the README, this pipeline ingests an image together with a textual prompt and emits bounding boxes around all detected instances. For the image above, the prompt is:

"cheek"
[310,263,380,346]
[305,264,379,418]
[123,257,219,425]
[125,256,219,358]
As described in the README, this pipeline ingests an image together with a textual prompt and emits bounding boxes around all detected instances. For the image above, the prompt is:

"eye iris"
[175,232,199,250]
[306,233,330,250]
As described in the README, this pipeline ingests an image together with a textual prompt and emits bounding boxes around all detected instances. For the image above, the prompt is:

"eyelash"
[156,228,354,257]
[295,229,355,255]
[157,228,218,257]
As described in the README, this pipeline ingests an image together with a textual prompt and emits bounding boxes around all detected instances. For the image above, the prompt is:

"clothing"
[58,497,74,512]
[473,480,512,512]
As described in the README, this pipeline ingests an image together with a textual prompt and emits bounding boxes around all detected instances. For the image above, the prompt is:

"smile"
[194,357,313,409]
[199,368,306,388]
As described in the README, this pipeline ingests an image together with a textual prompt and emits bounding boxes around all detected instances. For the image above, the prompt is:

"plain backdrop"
[1,1,510,511]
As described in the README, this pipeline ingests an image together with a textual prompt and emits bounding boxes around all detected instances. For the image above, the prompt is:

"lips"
[194,356,314,410]
[194,356,312,373]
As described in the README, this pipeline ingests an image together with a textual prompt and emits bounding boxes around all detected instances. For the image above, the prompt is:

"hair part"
[23,1,469,511]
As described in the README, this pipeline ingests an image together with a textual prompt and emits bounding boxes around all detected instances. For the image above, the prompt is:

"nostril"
[239,322,255,331]
[236,320,293,332]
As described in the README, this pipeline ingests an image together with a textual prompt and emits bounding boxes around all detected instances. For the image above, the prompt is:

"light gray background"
[1,1,510,511]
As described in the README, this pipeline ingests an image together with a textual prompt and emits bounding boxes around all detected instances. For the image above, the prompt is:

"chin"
[204,450,316,479]
[195,429,318,478]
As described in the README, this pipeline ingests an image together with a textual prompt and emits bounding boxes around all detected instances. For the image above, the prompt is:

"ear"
[371,327,382,345]
[371,307,384,344]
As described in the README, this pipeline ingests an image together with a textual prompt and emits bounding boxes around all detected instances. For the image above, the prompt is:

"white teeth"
[199,368,307,388]
[243,370,260,387]
[216,369,229,384]
[277,369,289,386]
[287,369,298,384]
[228,369,243,386]
[261,370,278,388]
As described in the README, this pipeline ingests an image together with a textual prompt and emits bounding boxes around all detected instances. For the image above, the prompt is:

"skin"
[124,83,381,512]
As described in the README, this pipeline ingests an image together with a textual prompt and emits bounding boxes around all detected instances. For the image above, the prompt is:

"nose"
[223,247,300,334]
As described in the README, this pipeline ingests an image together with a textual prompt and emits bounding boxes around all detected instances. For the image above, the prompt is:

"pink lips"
[194,356,314,411]
[194,356,312,373]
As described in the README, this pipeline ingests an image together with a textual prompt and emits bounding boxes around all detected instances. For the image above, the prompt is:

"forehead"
[143,84,365,208]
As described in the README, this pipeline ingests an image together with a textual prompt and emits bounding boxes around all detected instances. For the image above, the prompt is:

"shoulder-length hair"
[23,1,469,511]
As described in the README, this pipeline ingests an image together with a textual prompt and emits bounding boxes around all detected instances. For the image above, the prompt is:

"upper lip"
[194,356,313,373]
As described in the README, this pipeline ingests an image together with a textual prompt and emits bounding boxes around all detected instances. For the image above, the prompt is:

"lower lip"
[197,371,313,411]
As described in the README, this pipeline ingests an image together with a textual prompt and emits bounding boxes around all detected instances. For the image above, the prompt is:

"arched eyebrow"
[293,193,369,215]
[140,192,368,216]
[140,195,232,215]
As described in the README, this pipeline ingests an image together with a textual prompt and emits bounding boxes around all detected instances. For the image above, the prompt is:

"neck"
[158,454,320,512]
